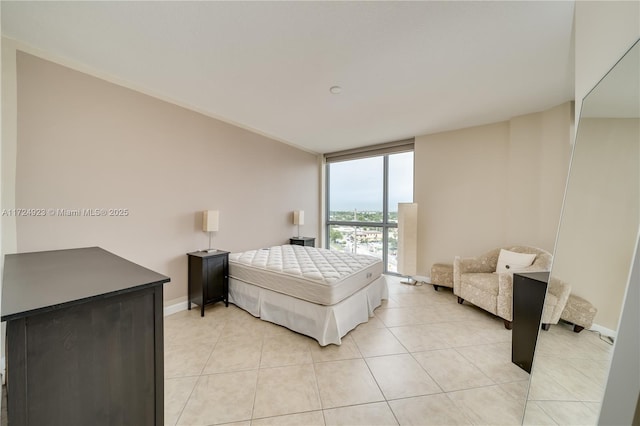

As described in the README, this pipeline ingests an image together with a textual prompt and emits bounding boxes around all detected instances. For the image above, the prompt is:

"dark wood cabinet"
[1,247,170,426]
[187,250,229,316]
[289,237,315,247]
[512,271,549,373]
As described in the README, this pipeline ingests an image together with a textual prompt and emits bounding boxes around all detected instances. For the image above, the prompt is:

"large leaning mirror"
[522,40,640,425]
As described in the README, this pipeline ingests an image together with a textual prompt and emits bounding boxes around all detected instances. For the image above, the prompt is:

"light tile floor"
[523,321,614,425]
[164,276,612,425]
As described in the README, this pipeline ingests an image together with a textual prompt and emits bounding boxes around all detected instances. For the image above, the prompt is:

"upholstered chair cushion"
[459,273,499,314]
[462,273,499,295]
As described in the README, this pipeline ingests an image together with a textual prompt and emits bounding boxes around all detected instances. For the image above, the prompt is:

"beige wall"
[11,51,320,303]
[2,38,18,255]
[415,102,572,275]
[506,103,573,249]
[415,121,509,271]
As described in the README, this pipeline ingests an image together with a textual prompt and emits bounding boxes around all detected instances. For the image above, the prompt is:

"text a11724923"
[1,208,130,217]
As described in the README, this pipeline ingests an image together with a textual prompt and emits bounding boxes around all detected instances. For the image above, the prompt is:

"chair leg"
[503,320,512,330]
[457,296,464,304]
[573,325,585,333]
[541,323,550,331]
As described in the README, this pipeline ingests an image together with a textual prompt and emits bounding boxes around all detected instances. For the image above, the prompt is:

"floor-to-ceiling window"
[325,141,414,273]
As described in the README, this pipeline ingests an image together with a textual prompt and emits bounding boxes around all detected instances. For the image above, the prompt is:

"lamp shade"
[203,210,219,232]
[397,203,418,276]
[293,210,305,226]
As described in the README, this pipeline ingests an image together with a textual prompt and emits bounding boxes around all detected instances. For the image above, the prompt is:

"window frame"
[324,142,414,274]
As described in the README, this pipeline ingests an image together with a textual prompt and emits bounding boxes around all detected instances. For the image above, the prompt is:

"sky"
[329,152,414,212]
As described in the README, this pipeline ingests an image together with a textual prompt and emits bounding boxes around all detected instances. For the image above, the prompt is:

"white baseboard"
[163,301,189,317]
[590,322,617,340]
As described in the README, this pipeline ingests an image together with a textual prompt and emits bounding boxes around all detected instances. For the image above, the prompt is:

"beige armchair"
[453,246,570,329]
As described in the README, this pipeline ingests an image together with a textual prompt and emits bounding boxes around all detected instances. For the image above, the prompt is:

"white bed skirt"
[228,274,389,346]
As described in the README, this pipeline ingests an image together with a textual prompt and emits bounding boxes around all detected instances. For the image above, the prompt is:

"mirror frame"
[523,39,640,425]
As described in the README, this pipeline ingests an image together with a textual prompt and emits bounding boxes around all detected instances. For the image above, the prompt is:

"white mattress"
[228,245,383,305]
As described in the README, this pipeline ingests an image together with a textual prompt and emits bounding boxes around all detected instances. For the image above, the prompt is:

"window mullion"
[382,155,390,272]
[325,162,331,248]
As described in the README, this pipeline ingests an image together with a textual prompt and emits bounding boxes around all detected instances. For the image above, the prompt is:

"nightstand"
[187,250,229,317]
[289,237,315,247]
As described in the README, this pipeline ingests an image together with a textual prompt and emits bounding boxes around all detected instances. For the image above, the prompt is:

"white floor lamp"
[397,203,418,285]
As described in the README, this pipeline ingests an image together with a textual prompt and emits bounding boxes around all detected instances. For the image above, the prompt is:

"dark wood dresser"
[1,247,170,425]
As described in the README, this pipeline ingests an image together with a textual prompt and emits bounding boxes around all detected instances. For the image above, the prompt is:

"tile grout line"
[309,361,328,425]
[175,312,227,426]
[248,325,267,422]
[164,279,612,425]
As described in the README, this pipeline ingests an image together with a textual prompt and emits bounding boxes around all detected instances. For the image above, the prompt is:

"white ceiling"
[1,1,575,154]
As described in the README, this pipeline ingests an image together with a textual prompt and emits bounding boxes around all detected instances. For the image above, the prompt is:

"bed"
[228,244,388,346]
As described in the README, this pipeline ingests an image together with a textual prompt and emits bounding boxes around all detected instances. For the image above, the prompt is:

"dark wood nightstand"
[289,237,315,247]
[187,250,229,316]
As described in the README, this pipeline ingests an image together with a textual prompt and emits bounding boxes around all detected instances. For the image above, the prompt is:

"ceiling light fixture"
[329,86,342,94]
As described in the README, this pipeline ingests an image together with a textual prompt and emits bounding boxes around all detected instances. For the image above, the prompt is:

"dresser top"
[187,249,230,259]
[1,246,170,321]
[514,271,550,283]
